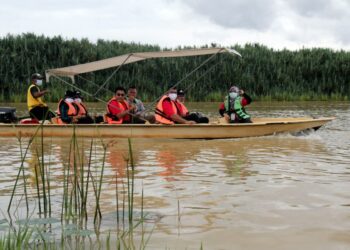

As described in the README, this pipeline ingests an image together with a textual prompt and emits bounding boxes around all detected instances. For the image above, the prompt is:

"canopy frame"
[45,47,241,82]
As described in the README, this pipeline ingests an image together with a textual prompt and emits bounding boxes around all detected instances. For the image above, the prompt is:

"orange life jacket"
[175,101,189,117]
[56,99,78,124]
[155,96,177,124]
[74,101,88,116]
[106,98,129,124]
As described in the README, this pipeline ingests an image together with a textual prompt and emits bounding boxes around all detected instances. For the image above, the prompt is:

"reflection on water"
[0,102,350,249]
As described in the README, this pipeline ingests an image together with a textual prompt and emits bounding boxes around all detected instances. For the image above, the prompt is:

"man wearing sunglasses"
[106,86,136,124]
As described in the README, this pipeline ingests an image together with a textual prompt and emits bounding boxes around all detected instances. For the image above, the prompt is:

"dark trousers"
[184,113,209,123]
[76,116,94,124]
[230,117,252,123]
[29,106,56,121]
[130,116,146,124]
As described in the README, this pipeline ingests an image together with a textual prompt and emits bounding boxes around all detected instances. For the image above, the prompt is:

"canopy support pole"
[94,54,133,97]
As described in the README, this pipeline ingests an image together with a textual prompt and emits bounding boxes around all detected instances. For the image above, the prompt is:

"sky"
[1,0,350,50]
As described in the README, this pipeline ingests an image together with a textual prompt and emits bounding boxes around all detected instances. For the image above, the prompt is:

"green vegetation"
[2,124,152,249]
[0,33,349,102]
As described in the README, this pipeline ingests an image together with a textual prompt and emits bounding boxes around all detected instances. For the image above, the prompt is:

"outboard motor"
[0,107,17,123]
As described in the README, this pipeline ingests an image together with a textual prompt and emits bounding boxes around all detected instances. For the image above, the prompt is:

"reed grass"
[3,126,152,249]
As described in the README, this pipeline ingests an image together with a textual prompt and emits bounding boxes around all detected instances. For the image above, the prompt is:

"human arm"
[31,86,49,98]
[59,102,73,123]
[163,100,196,124]
[108,100,135,119]
[136,100,145,115]
[239,90,252,106]
[219,102,225,117]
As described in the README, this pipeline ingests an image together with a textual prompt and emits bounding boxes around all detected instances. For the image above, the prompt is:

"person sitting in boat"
[72,91,96,123]
[72,91,104,124]
[27,73,55,121]
[126,86,154,124]
[106,86,136,124]
[219,86,252,123]
[56,90,80,124]
[155,87,196,125]
[175,89,209,123]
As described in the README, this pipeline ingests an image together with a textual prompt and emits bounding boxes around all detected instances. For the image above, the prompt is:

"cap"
[229,86,239,93]
[74,90,82,98]
[64,90,75,98]
[177,89,185,96]
[31,73,44,80]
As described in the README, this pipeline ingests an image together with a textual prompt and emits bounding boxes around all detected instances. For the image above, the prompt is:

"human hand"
[129,104,136,111]
[224,114,230,122]
[239,89,244,95]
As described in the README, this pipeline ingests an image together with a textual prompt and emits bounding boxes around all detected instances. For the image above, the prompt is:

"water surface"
[0,101,349,249]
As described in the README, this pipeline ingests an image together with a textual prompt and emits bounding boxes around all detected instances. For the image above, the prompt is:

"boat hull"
[0,117,334,139]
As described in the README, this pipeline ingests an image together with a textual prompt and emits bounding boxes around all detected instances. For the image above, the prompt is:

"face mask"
[168,93,177,101]
[229,92,238,99]
[75,98,82,103]
[65,98,74,103]
[36,80,43,86]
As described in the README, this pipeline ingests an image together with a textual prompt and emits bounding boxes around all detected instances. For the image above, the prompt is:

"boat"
[0,117,334,139]
[0,47,334,139]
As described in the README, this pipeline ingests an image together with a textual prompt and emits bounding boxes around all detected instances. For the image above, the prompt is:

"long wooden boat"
[2,48,333,139]
[0,117,334,139]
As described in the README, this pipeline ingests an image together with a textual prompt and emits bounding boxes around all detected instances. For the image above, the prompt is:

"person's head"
[229,85,239,99]
[128,86,137,98]
[114,86,126,101]
[167,87,177,101]
[64,90,75,103]
[74,90,83,103]
[177,89,185,103]
[31,73,44,86]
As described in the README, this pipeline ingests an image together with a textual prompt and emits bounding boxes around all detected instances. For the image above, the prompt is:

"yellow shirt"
[27,84,47,111]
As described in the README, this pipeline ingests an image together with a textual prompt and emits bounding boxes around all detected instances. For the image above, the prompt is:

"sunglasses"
[116,93,125,96]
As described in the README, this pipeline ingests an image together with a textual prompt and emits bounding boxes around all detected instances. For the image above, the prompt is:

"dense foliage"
[0,33,349,102]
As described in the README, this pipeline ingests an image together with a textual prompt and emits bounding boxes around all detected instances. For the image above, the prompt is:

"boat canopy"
[45,47,241,81]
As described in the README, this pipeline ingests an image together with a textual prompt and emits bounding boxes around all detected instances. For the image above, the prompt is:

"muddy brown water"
[0,101,349,249]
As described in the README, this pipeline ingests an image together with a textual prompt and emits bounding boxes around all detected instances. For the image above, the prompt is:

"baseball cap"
[177,89,185,96]
[31,73,44,80]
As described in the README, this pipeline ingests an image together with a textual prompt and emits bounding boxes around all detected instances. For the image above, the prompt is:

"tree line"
[0,33,349,102]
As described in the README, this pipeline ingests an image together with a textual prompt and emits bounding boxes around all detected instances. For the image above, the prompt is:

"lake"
[0,101,349,249]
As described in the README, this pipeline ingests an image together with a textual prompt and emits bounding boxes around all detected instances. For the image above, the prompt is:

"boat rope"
[94,54,133,97]
[144,60,221,111]
[77,74,114,97]
[144,49,225,112]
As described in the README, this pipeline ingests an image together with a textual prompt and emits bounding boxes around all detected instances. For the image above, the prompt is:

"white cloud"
[0,0,349,50]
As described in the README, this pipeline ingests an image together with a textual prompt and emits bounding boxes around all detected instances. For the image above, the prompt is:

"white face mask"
[36,80,43,86]
[229,92,238,99]
[168,93,177,101]
[65,98,74,103]
[75,98,82,103]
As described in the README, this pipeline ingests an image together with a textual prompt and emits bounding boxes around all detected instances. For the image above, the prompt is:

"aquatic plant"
[4,125,152,249]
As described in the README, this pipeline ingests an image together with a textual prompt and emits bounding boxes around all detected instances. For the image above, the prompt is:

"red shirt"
[108,99,131,122]
[162,99,176,117]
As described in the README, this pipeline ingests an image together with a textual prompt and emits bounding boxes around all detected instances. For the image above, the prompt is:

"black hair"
[65,90,75,98]
[128,86,136,90]
[115,86,126,93]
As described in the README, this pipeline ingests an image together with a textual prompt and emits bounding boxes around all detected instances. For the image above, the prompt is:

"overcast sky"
[1,0,349,50]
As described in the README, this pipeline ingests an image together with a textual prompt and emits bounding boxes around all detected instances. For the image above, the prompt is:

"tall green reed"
[5,125,151,249]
